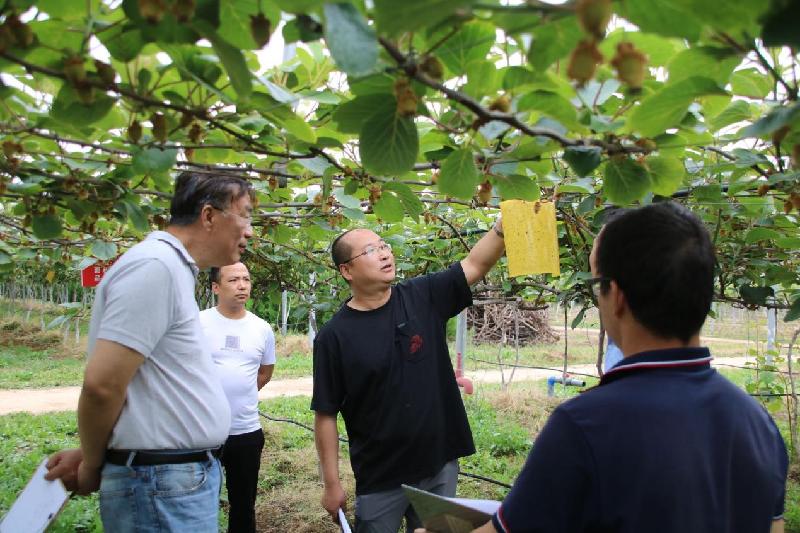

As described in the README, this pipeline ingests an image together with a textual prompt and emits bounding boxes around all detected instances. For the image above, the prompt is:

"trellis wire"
[258,411,512,489]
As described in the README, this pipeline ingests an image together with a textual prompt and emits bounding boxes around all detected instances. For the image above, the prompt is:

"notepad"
[0,458,70,533]
[403,484,500,533]
[500,199,561,277]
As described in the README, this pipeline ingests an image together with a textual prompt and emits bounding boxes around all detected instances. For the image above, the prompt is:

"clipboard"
[402,484,500,533]
[338,508,352,533]
[0,458,70,533]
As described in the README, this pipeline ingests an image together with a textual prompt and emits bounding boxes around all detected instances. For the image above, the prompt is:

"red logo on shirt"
[410,334,423,354]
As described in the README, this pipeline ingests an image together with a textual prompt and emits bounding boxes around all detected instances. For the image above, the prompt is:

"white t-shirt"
[199,307,276,435]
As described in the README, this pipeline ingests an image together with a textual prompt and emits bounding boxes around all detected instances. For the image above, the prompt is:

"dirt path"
[0,356,756,416]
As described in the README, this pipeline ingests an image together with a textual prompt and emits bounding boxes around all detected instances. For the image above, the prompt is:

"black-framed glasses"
[341,242,392,264]
[587,276,611,298]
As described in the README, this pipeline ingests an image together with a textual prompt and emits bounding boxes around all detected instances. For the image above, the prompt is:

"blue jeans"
[99,457,222,532]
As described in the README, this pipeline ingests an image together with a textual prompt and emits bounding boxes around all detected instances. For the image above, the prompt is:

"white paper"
[338,508,352,533]
[449,497,501,516]
[0,458,70,533]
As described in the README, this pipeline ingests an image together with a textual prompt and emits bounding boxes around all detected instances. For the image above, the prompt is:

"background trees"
[0,0,797,325]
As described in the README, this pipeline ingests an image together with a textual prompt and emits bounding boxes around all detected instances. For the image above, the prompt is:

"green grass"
[2,379,799,532]
[0,300,91,336]
[0,345,85,389]
[273,352,314,379]
[553,305,798,345]
[0,337,758,391]
[0,304,774,392]
[270,338,609,382]
[786,480,800,530]
[268,339,605,381]
[460,393,532,500]
[0,411,100,532]
[1,301,797,530]
[0,410,231,531]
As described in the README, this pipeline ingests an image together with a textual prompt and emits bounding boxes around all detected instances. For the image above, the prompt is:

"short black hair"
[209,267,220,284]
[209,262,246,285]
[331,229,359,267]
[169,171,253,226]
[596,202,715,343]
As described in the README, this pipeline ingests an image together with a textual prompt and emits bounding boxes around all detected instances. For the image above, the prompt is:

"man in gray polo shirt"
[45,171,254,532]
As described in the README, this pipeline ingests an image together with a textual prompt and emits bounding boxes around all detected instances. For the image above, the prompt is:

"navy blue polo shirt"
[492,347,788,533]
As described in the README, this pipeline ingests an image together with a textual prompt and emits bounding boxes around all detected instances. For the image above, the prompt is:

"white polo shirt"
[89,231,231,450]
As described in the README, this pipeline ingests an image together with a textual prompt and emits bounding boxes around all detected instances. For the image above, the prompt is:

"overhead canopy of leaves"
[0,0,797,318]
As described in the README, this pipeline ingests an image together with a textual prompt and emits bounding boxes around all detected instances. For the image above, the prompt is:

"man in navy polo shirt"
[466,202,787,533]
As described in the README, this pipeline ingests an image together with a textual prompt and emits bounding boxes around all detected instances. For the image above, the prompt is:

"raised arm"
[460,219,505,286]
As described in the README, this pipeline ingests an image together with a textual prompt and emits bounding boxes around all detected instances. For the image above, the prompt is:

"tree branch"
[0,52,332,160]
[378,38,649,156]
[703,145,771,178]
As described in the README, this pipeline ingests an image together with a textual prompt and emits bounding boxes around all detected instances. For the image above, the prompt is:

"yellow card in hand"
[499,200,560,277]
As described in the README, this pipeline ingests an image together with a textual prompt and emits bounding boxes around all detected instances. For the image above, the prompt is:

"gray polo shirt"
[88,231,231,450]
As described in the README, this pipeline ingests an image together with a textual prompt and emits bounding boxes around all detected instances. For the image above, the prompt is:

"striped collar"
[600,347,713,386]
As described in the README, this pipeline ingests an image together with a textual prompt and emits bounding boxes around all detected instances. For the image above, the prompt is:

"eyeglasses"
[341,242,392,264]
[212,206,253,229]
[587,276,611,298]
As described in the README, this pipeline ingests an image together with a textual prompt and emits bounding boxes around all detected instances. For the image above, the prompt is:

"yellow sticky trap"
[500,200,560,277]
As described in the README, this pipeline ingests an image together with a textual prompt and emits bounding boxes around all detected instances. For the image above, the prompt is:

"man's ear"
[339,263,353,283]
[200,204,215,230]
[610,280,627,318]
[211,281,220,295]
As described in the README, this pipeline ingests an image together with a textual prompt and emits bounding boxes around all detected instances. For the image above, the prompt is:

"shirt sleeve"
[773,420,789,519]
[310,328,343,415]
[261,322,276,365]
[492,407,597,533]
[95,258,173,358]
[424,262,473,320]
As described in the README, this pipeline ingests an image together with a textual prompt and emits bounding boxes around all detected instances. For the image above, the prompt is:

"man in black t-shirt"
[312,221,506,532]
[438,203,787,533]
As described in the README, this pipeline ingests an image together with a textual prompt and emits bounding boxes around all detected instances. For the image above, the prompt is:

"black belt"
[106,447,222,466]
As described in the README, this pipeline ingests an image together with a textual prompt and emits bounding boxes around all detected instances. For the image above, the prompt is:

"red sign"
[81,259,116,288]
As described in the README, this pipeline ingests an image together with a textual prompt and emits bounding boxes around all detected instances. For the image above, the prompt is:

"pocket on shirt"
[397,316,428,364]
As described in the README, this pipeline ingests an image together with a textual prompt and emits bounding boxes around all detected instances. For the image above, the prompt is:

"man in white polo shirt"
[200,262,275,533]
[45,171,255,532]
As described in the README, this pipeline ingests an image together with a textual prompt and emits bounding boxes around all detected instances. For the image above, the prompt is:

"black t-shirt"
[311,262,475,494]
[492,347,789,533]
